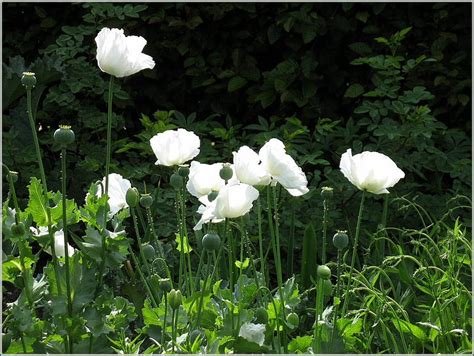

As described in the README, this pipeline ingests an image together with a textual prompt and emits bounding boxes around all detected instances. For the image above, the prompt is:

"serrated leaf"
[176,234,192,254]
[288,335,313,352]
[344,83,365,98]
[26,177,50,226]
[235,258,249,270]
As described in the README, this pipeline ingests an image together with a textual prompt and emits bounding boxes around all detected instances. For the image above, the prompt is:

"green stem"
[313,277,325,353]
[331,249,343,343]
[180,187,194,292]
[196,253,210,328]
[130,207,152,276]
[61,148,74,353]
[256,197,267,285]
[145,207,165,259]
[322,198,329,265]
[25,87,62,295]
[341,190,366,317]
[287,202,295,277]
[171,308,176,353]
[176,190,185,290]
[224,219,235,336]
[162,296,168,349]
[128,245,158,307]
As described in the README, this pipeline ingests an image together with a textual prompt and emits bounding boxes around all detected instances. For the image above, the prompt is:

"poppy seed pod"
[207,191,218,202]
[158,278,172,293]
[170,173,184,189]
[321,186,333,200]
[142,244,155,260]
[178,165,190,177]
[139,194,153,208]
[333,230,349,250]
[202,232,221,251]
[21,72,36,90]
[219,163,233,181]
[53,125,75,146]
[125,187,139,208]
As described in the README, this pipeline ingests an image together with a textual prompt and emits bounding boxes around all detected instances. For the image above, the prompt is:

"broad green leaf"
[26,177,50,226]
[235,258,249,270]
[344,83,365,98]
[228,76,248,92]
[288,335,313,352]
[392,318,427,341]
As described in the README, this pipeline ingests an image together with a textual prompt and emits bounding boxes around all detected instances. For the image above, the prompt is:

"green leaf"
[392,318,427,341]
[50,198,79,225]
[176,234,193,254]
[227,76,248,92]
[26,177,49,226]
[235,258,249,270]
[288,335,313,352]
[344,83,365,98]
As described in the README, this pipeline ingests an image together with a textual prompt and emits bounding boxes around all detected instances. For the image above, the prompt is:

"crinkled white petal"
[95,27,155,78]
[43,229,75,258]
[239,322,266,346]
[233,146,271,186]
[339,148,405,194]
[150,129,200,167]
[96,173,131,216]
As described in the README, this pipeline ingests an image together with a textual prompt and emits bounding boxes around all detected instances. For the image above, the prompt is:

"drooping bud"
[125,187,139,208]
[317,265,331,280]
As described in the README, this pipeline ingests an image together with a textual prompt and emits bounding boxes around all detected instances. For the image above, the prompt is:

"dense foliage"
[2,2,472,354]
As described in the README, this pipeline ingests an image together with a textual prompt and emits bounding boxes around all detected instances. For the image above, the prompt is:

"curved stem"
[341,190,366,317]
[61,148,74,353]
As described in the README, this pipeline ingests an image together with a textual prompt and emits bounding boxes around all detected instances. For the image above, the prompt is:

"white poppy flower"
[193,182,259,230]
[95,28,155,78]
[233,146,271,186]
[31,227,75,258]
[150,129,200,167]
[96,173,132,215]
[239,322,266,346]
[339,148,405,194]
[259,138,309,196]
[186,161,237,201]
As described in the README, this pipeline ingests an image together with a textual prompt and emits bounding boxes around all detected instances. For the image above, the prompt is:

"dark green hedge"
[2,3,472,230]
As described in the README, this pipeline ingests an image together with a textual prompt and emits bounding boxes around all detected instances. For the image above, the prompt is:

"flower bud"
[170,173,184,189]
[219,163,233,181]
[178,165,190,177]
[53,125,75,146]
[333,230,349,250]
[207,191,218,202]
[321,186,333,200]
[125,187,139,208]
[167,289,182,310]
[255,307,268,324]
[21,72,36,90]
[317,265,331,280]
[11,222,25,237]
[202,232,221,251]
[142,244,155,260]
[322,279,333,296]
[140,194,153,208]
[287,312,299,328]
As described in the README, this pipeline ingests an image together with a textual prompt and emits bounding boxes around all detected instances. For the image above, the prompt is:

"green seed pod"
[53,125,75,146]
[170,173,184,189]
[317,265,331,280]
[11,222,25,237]
[207,191,218,202]
[219,164,233,181]
[333,230,349,250]
[202,232,220,251]
[255,307,268,324]
[158,278,172,293]
[140,194,153,208]
[142,244,155,260]
[178,165,190,177]
[287,312,299,328]
[21,72,36,90]
[168,289,182,310]
[320,186,333,200]
[322,279,333,296]
[126,187,139,208]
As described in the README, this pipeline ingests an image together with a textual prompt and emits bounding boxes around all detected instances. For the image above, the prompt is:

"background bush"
[3,2,471,241]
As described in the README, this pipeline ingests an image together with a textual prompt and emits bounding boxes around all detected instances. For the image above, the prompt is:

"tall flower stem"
[162,296,168,348]
[341,191,366,317]
[224,219,236,336]
[331,249,343,343]
[196,252,211,328]
[25,86,62,295]
[144,206,165,259]
[268,186,288,352]
[60,148,74,353]
[256,197,267,285]
[322,198,329,265]
[130,207,152,276]
[180,187,194,292]
[128,245,158,308]
[313,277,325,353]
[5,167,33,308]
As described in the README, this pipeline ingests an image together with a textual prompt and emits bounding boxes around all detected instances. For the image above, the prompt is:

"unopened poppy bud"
[125,187,139,208]
[321,186,333,200]
[333,230,349,250]
[54,125,75,146]
[219,163,233,181]
[202,232,220,251]
[158,278,172,293]
[317,265,331,280]
[142,244,155,260]
[170,173,184,189]
[167,289,182,309]
[11,222,25,237]
[21,72,36,90]
[140,194,153,208]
